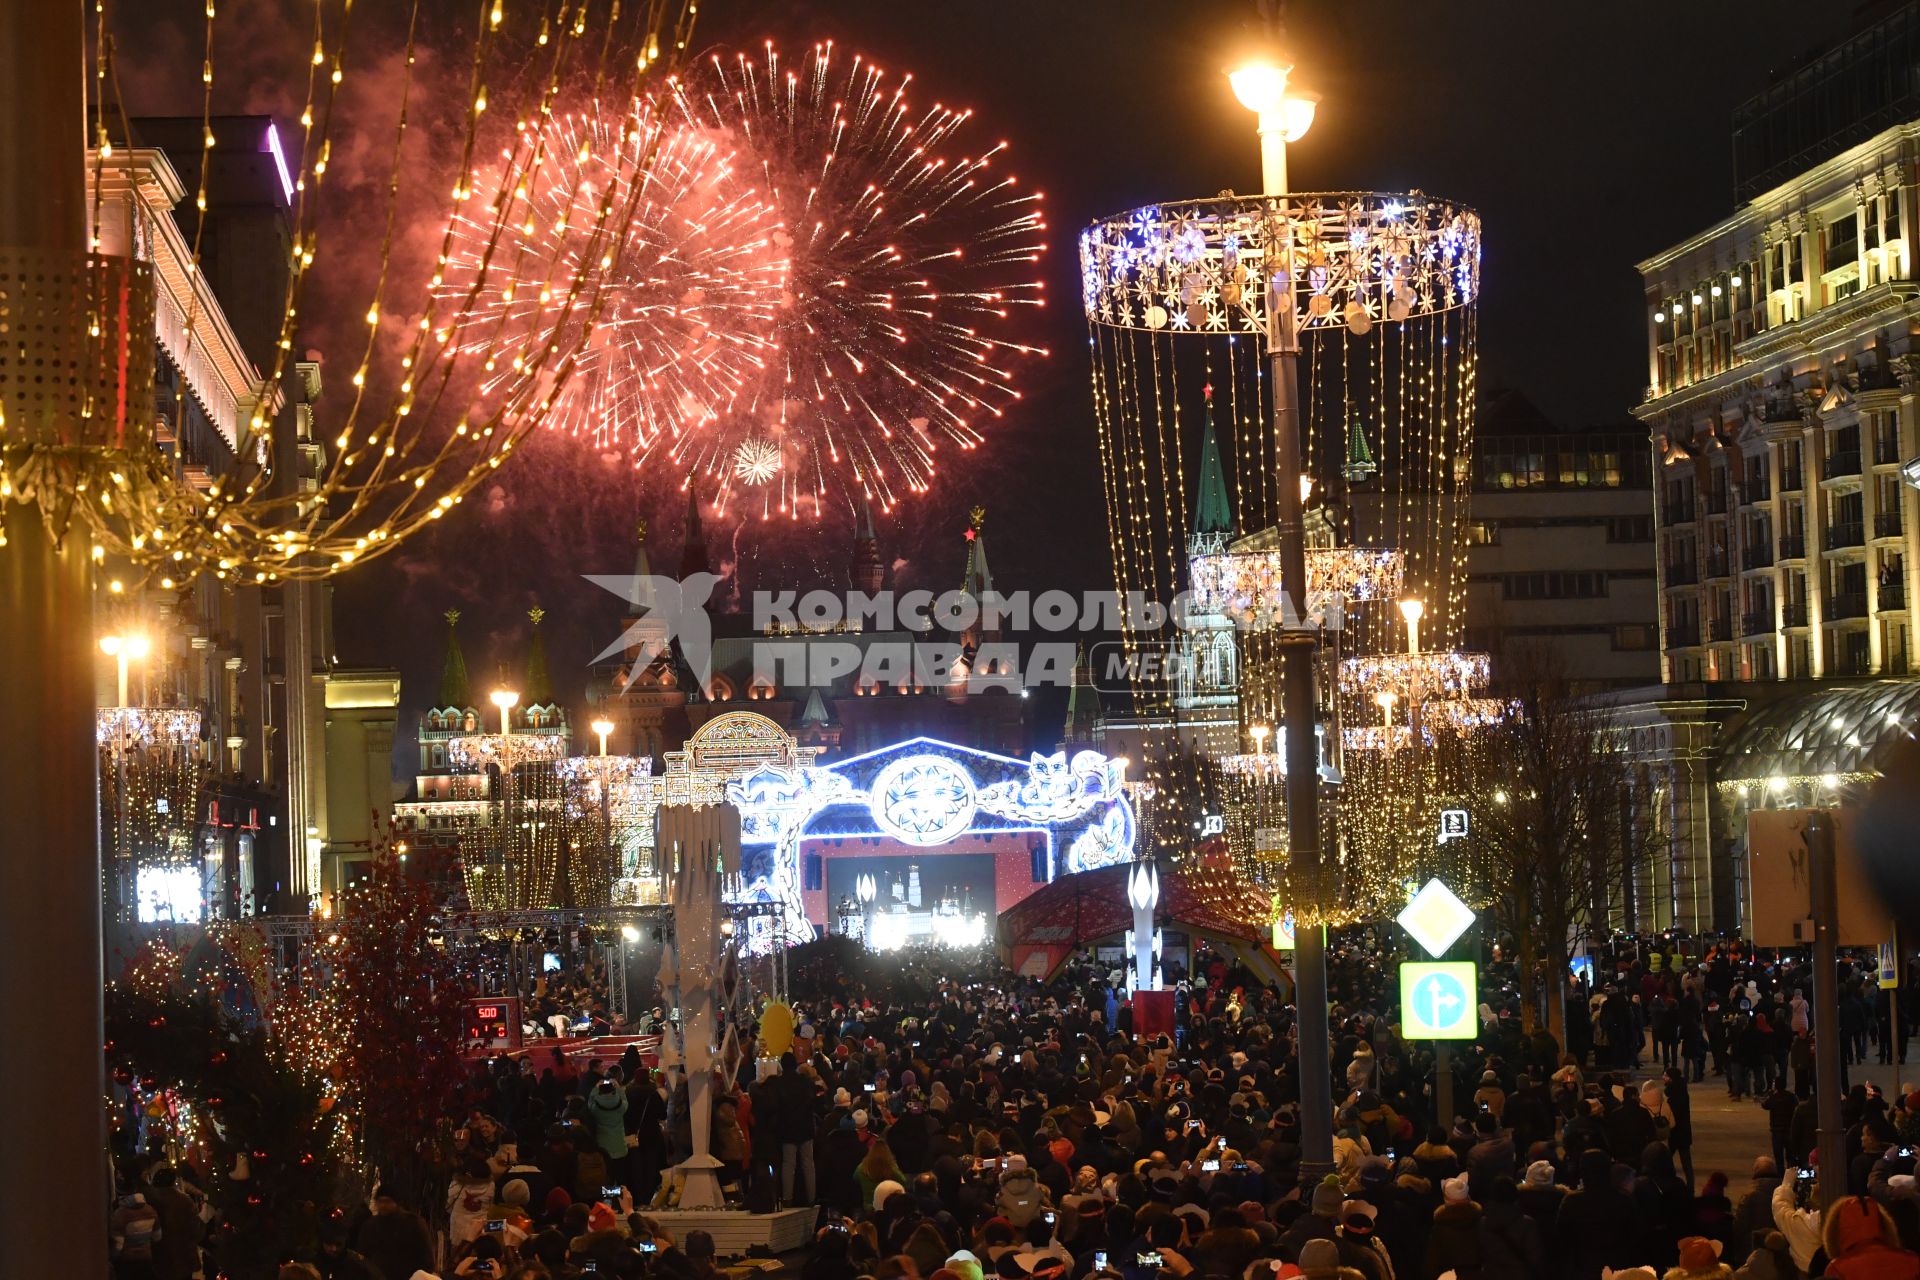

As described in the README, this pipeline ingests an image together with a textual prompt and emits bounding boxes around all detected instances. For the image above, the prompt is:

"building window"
[1607,516,1654,543]
[1613,625,1658,651]
[1465,521,1499,545]
[803,853,823,891]
[1503,571,1608,600]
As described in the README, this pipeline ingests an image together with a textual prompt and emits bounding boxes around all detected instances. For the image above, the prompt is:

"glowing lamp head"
[1278,90,1319,142]
[100,635,122,657]
[489,688,520,710]
[1300,474,1316,504]
[1228,59,1292,115]
[1127,860,1160,912]
[591,718,614,738]
[620,924,641,943]
[1374,691,1399,710]
[1399,599,1425,625]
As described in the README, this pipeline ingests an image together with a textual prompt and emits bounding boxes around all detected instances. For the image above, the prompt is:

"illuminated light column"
[1228,42,1333,1187]
[490,687,519,897]
[1127,859,1161,992]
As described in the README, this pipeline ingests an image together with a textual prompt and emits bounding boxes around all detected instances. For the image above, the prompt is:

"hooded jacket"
[997,1165,1048,1229]
[1820,1195,1920,1280]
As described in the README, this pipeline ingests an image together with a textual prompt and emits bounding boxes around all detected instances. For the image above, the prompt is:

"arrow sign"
[1400,961,1477,1039]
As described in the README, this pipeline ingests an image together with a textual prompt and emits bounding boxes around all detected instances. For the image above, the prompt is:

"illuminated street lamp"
[591,717,614,758]
[1399,598,1425,656]
[1226,56,1317,195]
[1228,32,1334,1186]
[490,687,519,736]
[99,632,150,707]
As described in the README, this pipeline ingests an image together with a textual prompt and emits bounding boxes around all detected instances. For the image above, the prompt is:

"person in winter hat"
[1425,1175,1482,1280]
[1730,1230,1798,1280]
[997,1156,1050,1229]
[1295,1238,1366,1280]
[1819,1194,1920,1279]
[1663,1236,1733,1280]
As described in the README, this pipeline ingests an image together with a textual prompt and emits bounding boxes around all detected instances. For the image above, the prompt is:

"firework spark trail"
[437,100,787,464]
[665,39,1048,521]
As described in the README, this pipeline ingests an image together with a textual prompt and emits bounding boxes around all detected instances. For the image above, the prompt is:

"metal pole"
[0,1,108,1271]
[1267,239,1333,1185]
[1807,810,1846,1213]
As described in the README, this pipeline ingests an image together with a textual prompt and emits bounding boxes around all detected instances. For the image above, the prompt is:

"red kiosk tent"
[995,860,1279,986]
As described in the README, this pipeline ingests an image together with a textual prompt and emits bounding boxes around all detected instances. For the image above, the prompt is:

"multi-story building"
[91,117,395,926]
[1462,394,1659,689]
[1610,1,1920,932]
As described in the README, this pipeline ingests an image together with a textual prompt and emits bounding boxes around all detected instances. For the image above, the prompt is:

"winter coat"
[1557,1152,1640,1280]
[1426,1200,1485,1280]
[588,1083,630,1160]
[1478,1200,1544,1280]
[997,1166,1048,1229]
[1822,1196,1920,1280]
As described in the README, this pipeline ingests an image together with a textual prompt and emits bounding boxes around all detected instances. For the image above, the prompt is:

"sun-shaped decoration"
[732,437,782,486]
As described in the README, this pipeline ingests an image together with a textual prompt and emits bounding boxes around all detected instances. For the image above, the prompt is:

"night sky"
[127,0,1861,760]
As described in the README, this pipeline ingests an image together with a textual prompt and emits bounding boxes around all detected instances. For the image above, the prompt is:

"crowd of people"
[112,935,1920,1280]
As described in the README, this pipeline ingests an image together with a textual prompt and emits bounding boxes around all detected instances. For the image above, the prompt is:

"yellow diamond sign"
[1397,877,1474,958]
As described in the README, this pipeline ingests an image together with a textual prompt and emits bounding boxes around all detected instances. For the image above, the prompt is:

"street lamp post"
[100,633,151,920]
[490,688,519,896]
[591,717,616,897]
[1228,47,1334,1185]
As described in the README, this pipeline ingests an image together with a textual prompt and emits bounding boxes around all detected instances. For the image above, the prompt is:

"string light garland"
[20,0,704,584]
[1082,187,1483,919]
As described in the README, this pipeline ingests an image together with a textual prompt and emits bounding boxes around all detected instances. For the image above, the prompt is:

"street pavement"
[1619,1049,1916,1185]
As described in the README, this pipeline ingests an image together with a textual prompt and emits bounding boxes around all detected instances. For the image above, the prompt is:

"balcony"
[1704,553,1731,579]
[1881,581,1907,611]
[1828,521,1865,549]
[1667,623,1701,648]
[1743,542,1775,568]
[1742,610,1774,636]
[1876,512,1905,539]
[1665,561,1700,587]
[1829,591,1868,620]
[1743,481,1773,504]
[1826,449,1863,479]
[1780,469,1804,492]
[1779,533,1808,559]
[1782,603,1810,627]
[1710,616,1734,642]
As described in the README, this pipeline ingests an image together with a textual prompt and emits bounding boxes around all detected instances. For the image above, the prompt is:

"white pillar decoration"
[1127,860,1161,993]
[657,802,743,1210]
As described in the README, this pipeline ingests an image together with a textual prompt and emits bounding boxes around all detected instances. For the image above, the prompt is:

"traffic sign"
[1400,961,1478,1039]
[1881,940,1900,990]
[1397,877,1476,957]
[1272,910,1296,950]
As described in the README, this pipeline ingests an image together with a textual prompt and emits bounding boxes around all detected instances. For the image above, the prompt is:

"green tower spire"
[437,610,473,709]
[524,605,553,705]
[1192,385,1233,536]
[1343,416,1378,482]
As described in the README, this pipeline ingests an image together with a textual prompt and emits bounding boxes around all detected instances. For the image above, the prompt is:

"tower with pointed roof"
[1176,387,1240,734]
[591,510,691,764]
[950,504,1011,692]
[850,499,884,595]
[1062,643,1103,750]
[679,483,709,579]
